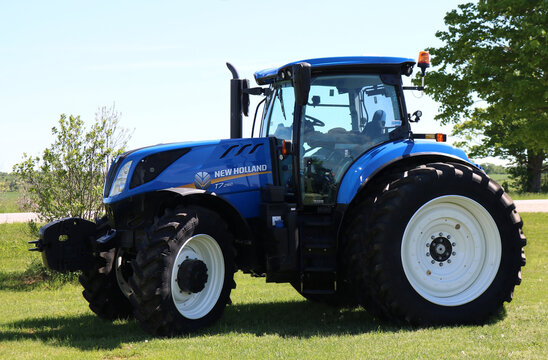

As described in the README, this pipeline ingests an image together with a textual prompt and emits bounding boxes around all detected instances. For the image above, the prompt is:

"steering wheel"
[304,115,325,127]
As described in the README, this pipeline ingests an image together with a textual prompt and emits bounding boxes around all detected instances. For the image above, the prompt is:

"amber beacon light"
[418,51,430,74]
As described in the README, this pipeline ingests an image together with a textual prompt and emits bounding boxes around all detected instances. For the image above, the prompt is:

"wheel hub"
[429,236,453,262]
[177,259,208,293]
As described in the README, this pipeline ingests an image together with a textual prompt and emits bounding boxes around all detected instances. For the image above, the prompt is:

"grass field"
[0,213,546,359]
[0,192,23,213]
[508,192,548,200]
[486,174,548,199]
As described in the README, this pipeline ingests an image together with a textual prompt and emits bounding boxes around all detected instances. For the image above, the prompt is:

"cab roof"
[254,56,416,85]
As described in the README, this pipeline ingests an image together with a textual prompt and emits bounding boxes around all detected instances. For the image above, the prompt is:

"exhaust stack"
[226,63,249,139]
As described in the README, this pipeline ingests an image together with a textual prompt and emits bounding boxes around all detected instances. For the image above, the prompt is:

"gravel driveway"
[0,212,41,223]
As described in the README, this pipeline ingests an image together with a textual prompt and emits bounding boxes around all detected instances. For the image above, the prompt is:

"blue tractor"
[31,54,526,336]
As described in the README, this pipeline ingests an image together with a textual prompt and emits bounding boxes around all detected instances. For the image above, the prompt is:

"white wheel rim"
[401,195,501,306]
[171,234,225,319]
[115,249,133,299]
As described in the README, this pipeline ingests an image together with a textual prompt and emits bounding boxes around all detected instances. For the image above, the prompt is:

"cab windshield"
[262,74,404,204]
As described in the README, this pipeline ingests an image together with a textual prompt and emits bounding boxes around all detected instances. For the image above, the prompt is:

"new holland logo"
[194,171,211,189]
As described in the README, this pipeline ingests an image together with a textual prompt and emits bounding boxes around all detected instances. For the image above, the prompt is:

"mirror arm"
[403,86,425,91]
[243,87,272,96]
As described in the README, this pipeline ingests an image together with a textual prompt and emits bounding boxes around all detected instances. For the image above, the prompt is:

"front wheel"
[350,162,526,325]
[129,206,235,336]
[79,247,133,320]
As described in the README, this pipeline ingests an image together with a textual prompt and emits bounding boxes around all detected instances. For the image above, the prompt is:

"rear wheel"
[401,195,502,306]
[129,206,236,336]
[348,162,526,325]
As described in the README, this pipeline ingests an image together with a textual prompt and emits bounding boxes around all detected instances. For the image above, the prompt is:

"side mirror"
[241,80,250,117]
[292,62,311,106]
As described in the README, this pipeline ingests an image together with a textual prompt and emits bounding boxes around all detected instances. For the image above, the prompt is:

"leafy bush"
[14,105,131,222]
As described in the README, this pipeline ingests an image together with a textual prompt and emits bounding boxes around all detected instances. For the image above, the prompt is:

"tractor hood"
[103,138,273,205]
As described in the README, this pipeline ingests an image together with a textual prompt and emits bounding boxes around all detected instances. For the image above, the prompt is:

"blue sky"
[0,0,471,172]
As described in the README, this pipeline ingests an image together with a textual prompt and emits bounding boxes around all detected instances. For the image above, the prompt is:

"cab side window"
[263,83,295,140]
[300,75,402,205]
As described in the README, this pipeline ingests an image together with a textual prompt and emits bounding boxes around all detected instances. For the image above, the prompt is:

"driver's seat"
[362,110,385,138]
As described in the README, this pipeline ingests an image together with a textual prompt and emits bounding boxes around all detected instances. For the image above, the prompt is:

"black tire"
[341,166,410,318]
[347,162,526,325]
[79,247,133,320]
[129,205,236,336]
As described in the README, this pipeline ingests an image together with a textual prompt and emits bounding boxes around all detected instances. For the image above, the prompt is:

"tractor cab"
[254,57,414,207]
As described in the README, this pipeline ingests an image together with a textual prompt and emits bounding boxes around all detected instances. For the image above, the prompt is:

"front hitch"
[28,217,102,272]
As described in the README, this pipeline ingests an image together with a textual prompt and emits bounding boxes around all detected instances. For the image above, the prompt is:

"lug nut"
[426,252,430,257]
[447,235,451,239]
[452,251,456,256]
[426,243,430,247]
[431,235,435,239]
[452,242,456,247]
[431,260,435,264]
[439,262,444,267]
[447,259,452,264]
[439,232,443,236]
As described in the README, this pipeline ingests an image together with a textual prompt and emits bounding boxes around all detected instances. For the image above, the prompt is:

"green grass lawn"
[0,192,23,213]
[0,214,547,359]
[486,173,548,199]
[508,192,548,200]
[488,173,511,184]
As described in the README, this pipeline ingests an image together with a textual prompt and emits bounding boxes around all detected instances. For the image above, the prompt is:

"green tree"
[423,0,547,192]
[0,172,19,192]
[14,105,131,221]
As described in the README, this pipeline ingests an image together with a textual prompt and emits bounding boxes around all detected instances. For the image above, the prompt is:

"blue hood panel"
[104,138,273,218]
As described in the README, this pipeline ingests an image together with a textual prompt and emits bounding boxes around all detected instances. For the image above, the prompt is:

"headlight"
[109,161,133,197]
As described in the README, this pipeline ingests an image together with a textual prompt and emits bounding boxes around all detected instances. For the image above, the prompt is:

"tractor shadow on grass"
[214,300,403,337]
[1,300,505,349]
[0,314,147,350]
[0,301,414,350]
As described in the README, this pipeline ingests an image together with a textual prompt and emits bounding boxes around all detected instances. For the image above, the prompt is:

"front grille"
[129,148,190,189]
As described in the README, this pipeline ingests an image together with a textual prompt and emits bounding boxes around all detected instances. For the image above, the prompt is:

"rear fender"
[336,140,473,205]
